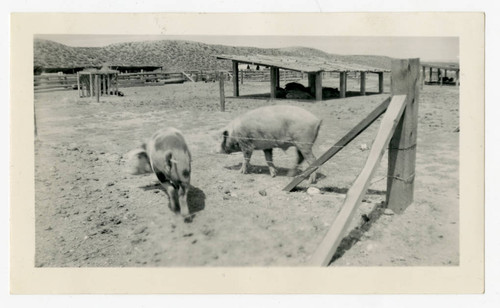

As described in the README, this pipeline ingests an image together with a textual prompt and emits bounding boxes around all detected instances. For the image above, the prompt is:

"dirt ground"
[34,76,459,267]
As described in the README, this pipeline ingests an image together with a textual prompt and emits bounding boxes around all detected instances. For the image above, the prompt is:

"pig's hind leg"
[155,171,179,212]
[288,147,304,177]
[263,149,277,177]
[161,181,180,213]
[178,184,190,217]
[295,146,318,184]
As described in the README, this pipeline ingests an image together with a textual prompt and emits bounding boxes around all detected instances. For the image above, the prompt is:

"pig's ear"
[165,151,173,168]
[222,130,228,140]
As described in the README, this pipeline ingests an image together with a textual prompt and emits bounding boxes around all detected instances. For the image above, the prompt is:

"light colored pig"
[219,105,322,183]
[126,127,191,217]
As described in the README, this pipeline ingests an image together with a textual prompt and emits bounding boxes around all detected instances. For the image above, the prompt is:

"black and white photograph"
[32,34,460,267]
[8,12,485,295]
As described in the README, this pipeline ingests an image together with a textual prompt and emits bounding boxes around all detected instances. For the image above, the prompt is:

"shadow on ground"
[293,186,385,195]
[139,182,206,221]
[224,163,327,180]
[328,201,387,265]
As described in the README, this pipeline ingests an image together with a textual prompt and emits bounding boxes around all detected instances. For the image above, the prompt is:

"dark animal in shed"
[110,90,124,96]
[322,87,340,98]
[275,87,287,99]
[285,82,307,92]
[285,90,313,99]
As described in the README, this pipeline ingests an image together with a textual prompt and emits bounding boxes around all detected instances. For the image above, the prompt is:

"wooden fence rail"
[33,69,350,93]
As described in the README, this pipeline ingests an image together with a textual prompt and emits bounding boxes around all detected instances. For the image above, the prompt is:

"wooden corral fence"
[281,59,419,266]
[34,74,78,92]
[34,70,229,93]
[237,70,303,83]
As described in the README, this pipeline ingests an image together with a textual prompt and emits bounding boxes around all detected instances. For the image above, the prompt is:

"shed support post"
[77,72,81,97]
[439,69,443,86]
[114,74,118,94]
[308,73,316,96]
[232,61,239,97]
[387,58,420,213]
[276,68,280,89]
[339,72,347,98]
[360,72,366,95]
[86,75,90,97]
[102,74,106,94]
[378,72,384,93]
[219,72,225,111]
[95,75,100,102]
[107,74,111,94]
[89,73,94,97]
[421,66,426,89]
[456,69,460,86]
[270,67,278,99]
[315,72,323,101]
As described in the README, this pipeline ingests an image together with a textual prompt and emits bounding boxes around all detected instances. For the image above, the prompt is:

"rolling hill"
[34,39,394,72]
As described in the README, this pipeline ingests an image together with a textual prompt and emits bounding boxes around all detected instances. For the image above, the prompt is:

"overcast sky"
[36,34,459,62]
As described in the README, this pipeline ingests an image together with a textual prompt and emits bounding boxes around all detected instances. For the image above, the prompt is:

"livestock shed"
[216,54,391,101]
[421,62,460,86]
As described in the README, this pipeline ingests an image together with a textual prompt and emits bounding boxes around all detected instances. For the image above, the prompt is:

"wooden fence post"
[387,58,420,213]
[309,95,407,266]
[219,72,225,112]
[339,72,347,98]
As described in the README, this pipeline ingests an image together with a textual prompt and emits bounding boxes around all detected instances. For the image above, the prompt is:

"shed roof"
[216,54,390,73]
[78,68,120,74]
[421,61,460,70]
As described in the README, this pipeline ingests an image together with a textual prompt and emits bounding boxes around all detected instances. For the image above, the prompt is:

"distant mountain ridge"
[34,39,395,72]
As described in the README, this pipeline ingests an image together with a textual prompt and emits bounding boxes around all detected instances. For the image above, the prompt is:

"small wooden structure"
[421,62,460,87]
[77,68,119,102]
[216,54,390,101]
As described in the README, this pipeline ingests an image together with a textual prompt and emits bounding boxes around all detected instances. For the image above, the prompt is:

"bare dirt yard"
[34,76,459,267]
